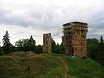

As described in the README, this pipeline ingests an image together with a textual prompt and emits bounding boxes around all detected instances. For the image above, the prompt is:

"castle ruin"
[62,22,88,57]
[43,33,52,53]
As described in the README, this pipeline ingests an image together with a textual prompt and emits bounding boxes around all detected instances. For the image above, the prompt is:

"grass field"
[0,52,104,78]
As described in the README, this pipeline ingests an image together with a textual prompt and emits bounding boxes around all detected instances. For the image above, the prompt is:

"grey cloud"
[53,32,61,37]
[0,8,35,27]
[13,31,24,35]
[0,5,66,32]
[0,2,104,40]
[0,8,11,24]
[86,7,104,39]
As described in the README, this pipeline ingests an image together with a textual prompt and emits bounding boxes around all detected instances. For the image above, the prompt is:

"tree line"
[0,31,65,55]
[87,36,104,66]
[0,31,104,66]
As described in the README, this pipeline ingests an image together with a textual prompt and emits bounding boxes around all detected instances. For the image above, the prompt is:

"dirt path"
[60,57,69,78]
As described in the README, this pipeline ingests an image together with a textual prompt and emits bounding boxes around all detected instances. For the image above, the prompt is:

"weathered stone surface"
[43,33,52,53]
[62,22,88,57]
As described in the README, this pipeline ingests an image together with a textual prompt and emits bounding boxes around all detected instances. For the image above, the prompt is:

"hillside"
[0,52,104,78]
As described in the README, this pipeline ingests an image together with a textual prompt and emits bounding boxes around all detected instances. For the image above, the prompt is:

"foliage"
[2,31,14,54]
[87,38,99,60]
[29,35,36,52]
[2,31,11,47]
[1,31,104,67]
[35,45,43,54]
[0,47,3,55]
[52,40,56,53]
[15,35,36,52]
[60,43,65,54]
[97,36,104,66]
[52,40,65,54]
[87,36,104,66]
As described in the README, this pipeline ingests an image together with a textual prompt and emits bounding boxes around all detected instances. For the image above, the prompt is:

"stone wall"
[62,22,88,57]
[43,33,52,53]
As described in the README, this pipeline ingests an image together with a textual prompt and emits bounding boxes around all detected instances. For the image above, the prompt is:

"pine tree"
[29,35,36,52]
[99,36,104,52]
[2,31,12,54]
[2,31,11,46]
[98,36,104,65]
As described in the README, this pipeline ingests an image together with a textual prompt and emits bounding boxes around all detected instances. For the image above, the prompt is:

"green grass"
[0,52,104,78]
[0,52,64,78]
[64,56,104,78]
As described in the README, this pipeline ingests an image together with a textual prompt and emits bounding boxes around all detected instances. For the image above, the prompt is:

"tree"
[55,43,60,54]
[0,42,3,55]
[97,36,104,65]
[15,35,36,52]
[2,31,13,54]
[29,35,36,52]
[52,40,65,54]
[99,36,104,52]
[87,38,99,60]
[51,40,63,54]
[2,31,11,47]
[0,47,3,55]
[59,43,65,54]
[35,45,43,54]
[52,40,57,53]
[15,39,23,51]
[87,37,104,66]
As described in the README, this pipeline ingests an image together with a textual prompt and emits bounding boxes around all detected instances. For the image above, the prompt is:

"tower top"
[63,21,88,26]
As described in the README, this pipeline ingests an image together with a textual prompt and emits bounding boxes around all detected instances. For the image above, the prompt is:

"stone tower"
[62,22,88,57]
[43,33,52,53]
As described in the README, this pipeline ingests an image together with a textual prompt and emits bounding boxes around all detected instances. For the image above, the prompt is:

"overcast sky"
[0,0,104,45]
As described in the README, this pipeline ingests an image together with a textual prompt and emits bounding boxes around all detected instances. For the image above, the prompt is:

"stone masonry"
[43,33,52,53]
[62,22,88,57]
